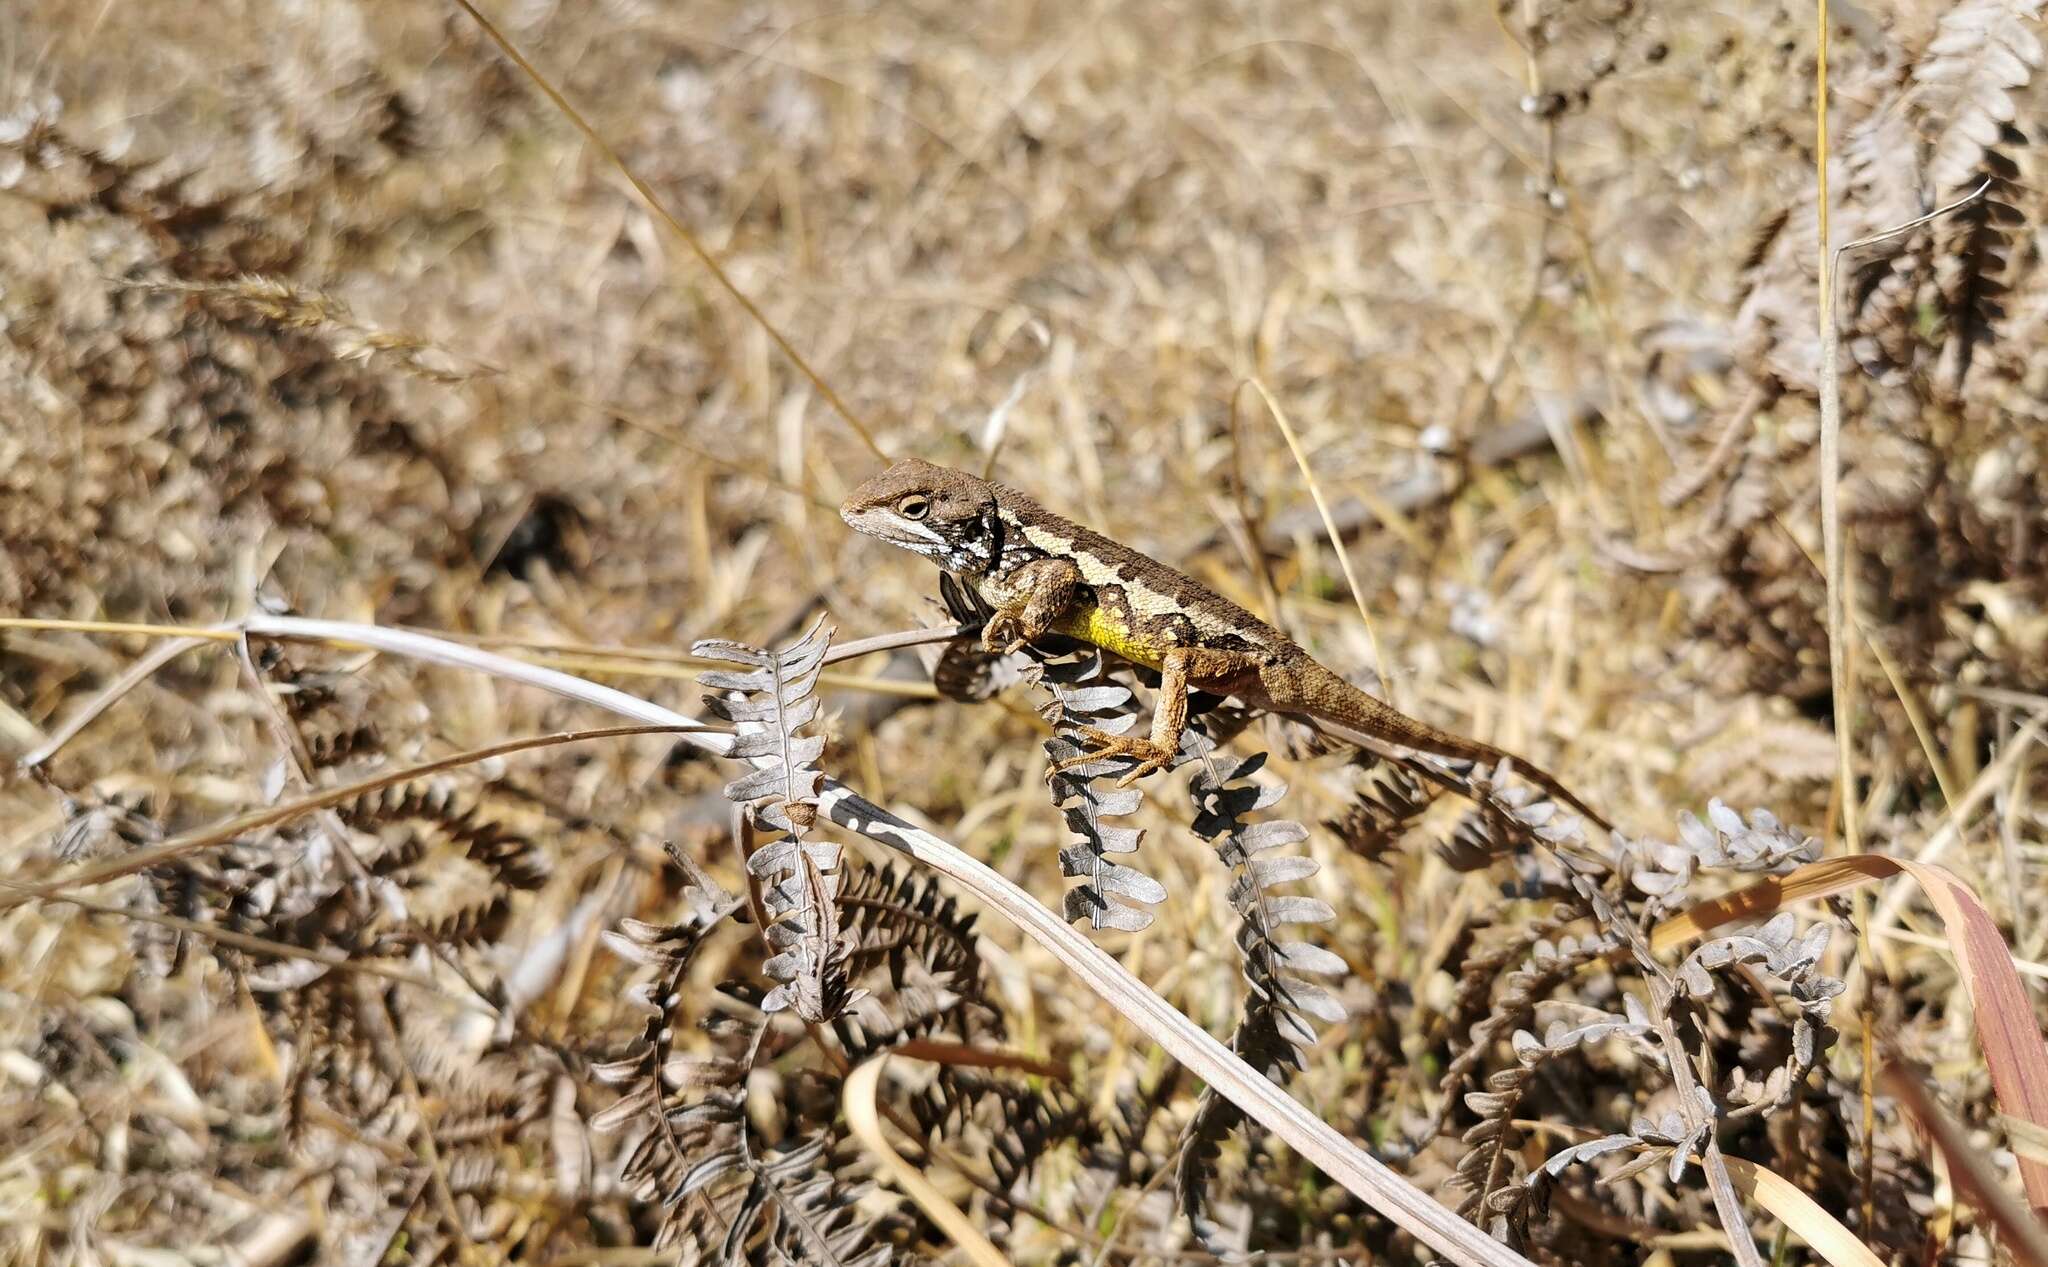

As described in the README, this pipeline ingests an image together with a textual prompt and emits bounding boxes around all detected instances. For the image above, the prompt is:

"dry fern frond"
[731,1137,893,1267]
[1416,903,1611,1149]
[909,1066,1092,1193]
[1188,744,1347,1061]
[1431,757,1600,892]
[594,871,748,1162]
[1911,0,2043,192]
[47,787,161,863]
[596,942,774,1246]
[1842,98,1927,379]
[1326,753,1436,863]
[1482,993,1668,1236]
[1176,740,1344,1252]
[1619,799,1822,916]
[836,863,986,1003]
[1669,911,1840,1120]
[1419,798,1848,1250]
[1037,653,1166,932]
[694,617,832,836]
[1441,931,1622,1241]
[338,779,550,894]
[695,618,857,1023]
[1929,158,2025,388]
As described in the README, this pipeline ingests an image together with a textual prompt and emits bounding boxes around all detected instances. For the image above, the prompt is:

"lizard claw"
[981,612,1030,657]
[1047,726,1177,787]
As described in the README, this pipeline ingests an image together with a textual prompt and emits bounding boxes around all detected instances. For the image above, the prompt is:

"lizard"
[840,457,1610,830]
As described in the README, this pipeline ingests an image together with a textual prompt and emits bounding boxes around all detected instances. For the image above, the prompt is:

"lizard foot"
[981,611,1031,656]
[1047,726,1177,788]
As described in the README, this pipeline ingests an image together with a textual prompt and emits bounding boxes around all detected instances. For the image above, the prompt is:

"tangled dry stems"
[5,0,2048,1263]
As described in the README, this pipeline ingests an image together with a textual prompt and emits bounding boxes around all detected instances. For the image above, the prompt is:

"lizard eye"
[896,494,931,521]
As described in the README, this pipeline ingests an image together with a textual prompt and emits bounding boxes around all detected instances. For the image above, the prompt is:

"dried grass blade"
[1881,1063,2048,1265]
[842,1056,1012,1267]
[2007,1114,2048,1165]
[1653,853,2048,1207]
[1233,376,1400,702]
[1716,1157,1886,1267]
[20,634,213,768]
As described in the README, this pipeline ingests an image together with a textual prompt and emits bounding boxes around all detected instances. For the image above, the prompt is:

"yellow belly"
[1054,604,1164,670]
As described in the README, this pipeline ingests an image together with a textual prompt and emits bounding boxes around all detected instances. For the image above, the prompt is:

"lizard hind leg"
[1046,647,1255,788]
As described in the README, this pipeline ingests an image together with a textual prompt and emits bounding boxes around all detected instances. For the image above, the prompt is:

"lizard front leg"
[1050,647,1263,787]
[982,557,1085,654]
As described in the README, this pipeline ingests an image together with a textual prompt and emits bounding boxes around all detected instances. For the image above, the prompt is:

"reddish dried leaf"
[1653,854,2048,1210]
[1881,1063,2048,1267]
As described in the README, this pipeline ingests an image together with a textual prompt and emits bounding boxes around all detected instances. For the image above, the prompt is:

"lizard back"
[986,483,1297,669]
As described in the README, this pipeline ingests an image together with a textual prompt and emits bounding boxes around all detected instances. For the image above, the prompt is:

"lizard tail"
[1284,662,1613,832]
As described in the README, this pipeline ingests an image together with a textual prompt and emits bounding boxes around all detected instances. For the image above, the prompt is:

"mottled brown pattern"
[843,460,1608,825]
[994,486,1293,655]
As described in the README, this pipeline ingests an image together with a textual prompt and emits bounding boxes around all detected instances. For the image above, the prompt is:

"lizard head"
[839,458,1001,575]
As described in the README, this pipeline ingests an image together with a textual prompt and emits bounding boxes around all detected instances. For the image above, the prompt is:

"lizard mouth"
[840,505,948,556]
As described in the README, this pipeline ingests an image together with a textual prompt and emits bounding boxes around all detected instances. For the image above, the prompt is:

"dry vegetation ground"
[3,0,2048,1263]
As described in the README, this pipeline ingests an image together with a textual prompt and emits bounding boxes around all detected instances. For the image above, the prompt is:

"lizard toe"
[1111,749,1174,787]
[1049,731,1176,787]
